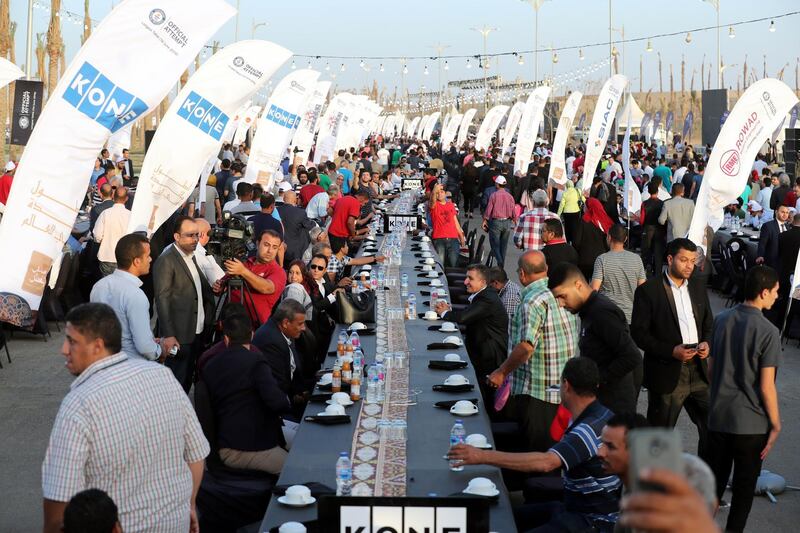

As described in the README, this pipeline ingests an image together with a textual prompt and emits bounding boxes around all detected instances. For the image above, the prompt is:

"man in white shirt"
[195,219,225,285]
[93,187,131,276]
[376,145,390,172]
[757,178,774,222]
[223,181,254,213]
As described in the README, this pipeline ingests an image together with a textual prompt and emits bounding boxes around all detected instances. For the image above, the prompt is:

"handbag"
[335,289,375,324]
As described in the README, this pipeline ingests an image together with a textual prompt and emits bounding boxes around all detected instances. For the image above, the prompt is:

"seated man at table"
[449,357,621,533]
[201,310,292,475]
[434,263,508,409]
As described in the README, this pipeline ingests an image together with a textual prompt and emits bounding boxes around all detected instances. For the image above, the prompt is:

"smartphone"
[628,428,683,493]
[683,343,698,350]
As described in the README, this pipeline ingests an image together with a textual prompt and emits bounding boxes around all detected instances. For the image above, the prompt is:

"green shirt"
[319,173,332,191]
[510,278,578,403]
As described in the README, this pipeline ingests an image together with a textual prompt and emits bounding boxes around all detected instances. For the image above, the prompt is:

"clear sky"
[9,0,800,98]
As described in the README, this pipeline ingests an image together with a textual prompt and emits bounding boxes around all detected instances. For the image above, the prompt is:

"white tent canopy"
[615,93,645,129]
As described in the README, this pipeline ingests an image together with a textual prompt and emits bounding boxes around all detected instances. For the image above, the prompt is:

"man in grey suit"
[277,190,317,265]
[153,216,215,392]
[658,183,695,242]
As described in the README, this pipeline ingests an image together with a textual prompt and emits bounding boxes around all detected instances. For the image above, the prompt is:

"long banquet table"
[259,224,517,532]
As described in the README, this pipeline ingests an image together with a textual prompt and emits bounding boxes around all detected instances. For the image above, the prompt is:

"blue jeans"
[488,219,512,267]
[433,238,460,268]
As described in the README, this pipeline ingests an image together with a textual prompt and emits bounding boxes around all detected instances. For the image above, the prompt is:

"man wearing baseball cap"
[483,175,517,269]
[0,161,16,214]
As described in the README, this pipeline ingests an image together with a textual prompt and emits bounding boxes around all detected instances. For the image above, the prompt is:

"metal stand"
[212,276,260,343]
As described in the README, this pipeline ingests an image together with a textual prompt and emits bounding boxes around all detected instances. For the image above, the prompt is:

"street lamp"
[251,20,268,39]
[521,0,550,83]
[470,25,498,113]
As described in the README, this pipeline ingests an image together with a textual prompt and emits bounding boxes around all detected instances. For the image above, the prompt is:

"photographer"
[213,229,287,326]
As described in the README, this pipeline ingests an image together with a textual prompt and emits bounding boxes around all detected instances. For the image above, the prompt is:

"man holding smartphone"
[631,238,714,460]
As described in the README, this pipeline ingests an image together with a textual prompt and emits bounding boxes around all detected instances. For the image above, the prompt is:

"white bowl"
[464,477,499,497]
[440,322,458,333]
[430,279,443,287]
[361,264,373,271]
[424,311,439,320]
[450,400,479,416]
[465,433,491,448]
[443,353,463,362]
[443,335,463,346]
[427,271,439,278]
[424,257,436,265]
[444,374,469,386]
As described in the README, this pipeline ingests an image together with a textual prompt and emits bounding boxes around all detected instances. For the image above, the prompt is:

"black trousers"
[562,212,581,245]
[707,431,768,533]
[641,225,666,276]
[508,395,560,452]
[166,337,205,393]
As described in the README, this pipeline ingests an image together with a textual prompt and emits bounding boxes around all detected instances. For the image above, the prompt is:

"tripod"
[212,275,261,343]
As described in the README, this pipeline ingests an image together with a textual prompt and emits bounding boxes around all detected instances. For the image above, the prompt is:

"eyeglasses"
[309,264,326,271]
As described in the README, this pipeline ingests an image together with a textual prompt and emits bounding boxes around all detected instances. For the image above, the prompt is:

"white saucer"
[277,495,316,507]
[450,407,479,416]
[326,399,354,407]
[317,411,343,417]
[439,328,458,333]
[463,488,500,497]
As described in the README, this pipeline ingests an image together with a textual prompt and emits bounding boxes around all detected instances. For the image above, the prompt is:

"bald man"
[195,218,225,285]
[487,250,579,452]
[94,187,131,276]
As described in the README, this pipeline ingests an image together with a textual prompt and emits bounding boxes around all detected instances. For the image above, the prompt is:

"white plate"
[439,328,459,333]
[316,411,344,417]
[463,488,500,497]
[277,495,316,507]
[450,407,479,416]
[326,399,354,407]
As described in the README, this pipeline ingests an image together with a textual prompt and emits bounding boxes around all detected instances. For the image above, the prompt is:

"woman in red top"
[429,184,466,267]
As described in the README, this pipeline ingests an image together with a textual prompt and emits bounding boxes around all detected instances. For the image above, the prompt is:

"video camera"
[206,212,255,264]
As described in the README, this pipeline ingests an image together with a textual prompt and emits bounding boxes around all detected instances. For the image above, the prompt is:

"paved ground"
[1,238,799,531]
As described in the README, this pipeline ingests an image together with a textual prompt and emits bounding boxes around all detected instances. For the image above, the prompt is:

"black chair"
[41,253,73,330]
[724,238,749,305]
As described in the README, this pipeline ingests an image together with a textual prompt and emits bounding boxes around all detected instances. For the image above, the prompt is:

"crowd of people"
[18,122,787,533]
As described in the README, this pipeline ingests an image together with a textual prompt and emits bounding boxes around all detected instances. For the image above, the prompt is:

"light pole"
[522,0,550,84]
[471,26,498,113]
[429,43,451,118]
[25,0,34,78]
[234,0,240,41]
[251,19,268,39]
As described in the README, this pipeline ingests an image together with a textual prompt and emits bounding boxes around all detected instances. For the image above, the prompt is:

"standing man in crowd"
[640,181,667,276]
[513,189,557,252]
[487,251,577,451]
[757,204,790,270]
[590,224,646,325]
[707,266,782,533]
[658,183,694,242]
[541,217,579,271]
[277,190,315,265]
[42,303,208,533]
[482,176,516,268]
[631,238,714,459]
[153,216,215,392]
[93,187,131,276]
[549,262,641,415]
[328,189,371,254]
[488,266,522,324]
[91,234,175,362]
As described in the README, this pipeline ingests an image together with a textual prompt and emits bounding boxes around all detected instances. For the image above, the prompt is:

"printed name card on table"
[318,496,490,533]
[401,177,423,191]
[384,214,420,234]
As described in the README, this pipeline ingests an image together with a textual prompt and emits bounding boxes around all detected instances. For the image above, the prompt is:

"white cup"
[440,322,458,332]
[419,243,430,251]
[330,392,351,405]
[421,251,432,258]
[421,236,431,242]
[444,353,463,362]
[430,279,443,287]
[284,485,312,505]
[466,433,489,447]
[424,310,438,320]
[452,400,478,414]
[427,271,439,278]
[424,257,436,265]
[349,322,366,331]
[422,264,433,272]
[324,404,346,416]
[444,374,468,386]
[318,373,332,385]
[443,335,462,346]
[466,477,497,496]
[279,522,307,533]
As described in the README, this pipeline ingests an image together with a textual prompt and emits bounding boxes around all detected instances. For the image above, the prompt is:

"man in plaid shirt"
[513,189,558,251]
[488,250,577,452]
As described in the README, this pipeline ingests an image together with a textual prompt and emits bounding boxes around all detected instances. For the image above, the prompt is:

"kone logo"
[63,62,148,133]
[265,104,300,129]
[177,91,229,141]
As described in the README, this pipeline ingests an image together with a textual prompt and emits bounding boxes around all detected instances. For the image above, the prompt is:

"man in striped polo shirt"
[450,357,622,532]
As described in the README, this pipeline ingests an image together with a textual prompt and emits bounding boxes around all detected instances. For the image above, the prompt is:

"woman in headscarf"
[557,179,584,243]
[573,198,612,280]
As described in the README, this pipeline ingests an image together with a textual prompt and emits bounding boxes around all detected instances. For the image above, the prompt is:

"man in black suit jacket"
[122,149,135,180]
[631,238,713,460]
[201,311,291,474]
[435,264,508,407]
[541,218,579,271]
[757,204,790,270]
[252,299,311,420]
[778,213,800,294]
[153,216,214,392]
[277,190,317,265]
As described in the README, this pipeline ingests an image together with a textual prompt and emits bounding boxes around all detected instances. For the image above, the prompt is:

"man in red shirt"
[0,161,16,209]
[430,186,466,267]
[328,189,371,256]
[298,172,324,208]
[214,229,287,326]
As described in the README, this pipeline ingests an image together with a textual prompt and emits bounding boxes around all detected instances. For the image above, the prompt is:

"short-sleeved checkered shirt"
[510,278,578,403]
[498,279,522,322]
[513,208,558,251]
[42,353,209,533]
[327,253,351,280]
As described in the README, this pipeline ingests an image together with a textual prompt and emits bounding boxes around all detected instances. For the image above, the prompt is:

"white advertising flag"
[129,40,292,235]
[335,94,361,153]
[501,101,526,156]
[232,104,262,146]
[456,108,478,147]
[580,74,628,193]
[244,69,320,190]
[221,101,252,145]
[290,79,331,162]
[106,123,132,161]
[0,0,233,317]
[407,116,421,139]
[415,114,430,139]
[440,112,462,148]
[514,86,551,175]
[688,78,799,249]
[548,91,583,185]
[314,93,348,164]
[475,105,509,152]
[622,112,642,215]
[422,112,441,142]
[0,57,24,90]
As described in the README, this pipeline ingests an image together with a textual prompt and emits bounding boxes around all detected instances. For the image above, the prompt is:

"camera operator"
[212,229,287,326]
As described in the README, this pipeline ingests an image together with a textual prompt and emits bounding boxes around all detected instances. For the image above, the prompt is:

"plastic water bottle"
[370,277,379,291]
[401,273,409,297]
[353,348,364,371]
[375,354,386,403]
[336,452,352,496]
[349,331,361,352]
[406,294,417,320]
[449,420,466,472]
[366,365,379,403]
